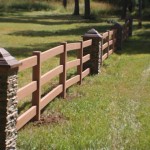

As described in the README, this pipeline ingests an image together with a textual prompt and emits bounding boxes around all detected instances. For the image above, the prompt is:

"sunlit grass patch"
[90,2,119,19]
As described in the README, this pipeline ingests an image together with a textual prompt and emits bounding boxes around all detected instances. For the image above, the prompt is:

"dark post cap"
[83,28,102,38]
[112,23,123,29]
[0,48,21,69]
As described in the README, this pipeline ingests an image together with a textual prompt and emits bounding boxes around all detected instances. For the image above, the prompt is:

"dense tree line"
[63,0,149,27]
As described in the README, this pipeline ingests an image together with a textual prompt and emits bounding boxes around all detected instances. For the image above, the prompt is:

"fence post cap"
[125,16,132,21]
[83,28,102,38]
[113,22,123,28]
[0,48,21,70]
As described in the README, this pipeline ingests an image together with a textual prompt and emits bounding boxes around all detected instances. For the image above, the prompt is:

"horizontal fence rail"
[41,45,64,62]
[19,56,37,72]
[17,106,37,130]
[41,65,63,86]
[17,81,37,101]
[40,84,63,110]
[101,30,117,62]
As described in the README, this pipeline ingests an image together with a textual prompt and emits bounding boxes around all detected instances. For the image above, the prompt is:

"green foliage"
[132,7,150,19]
[142,8,150,19]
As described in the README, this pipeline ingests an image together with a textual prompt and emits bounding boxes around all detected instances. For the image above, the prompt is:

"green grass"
[0,0,57,12]
[0,2,150,150]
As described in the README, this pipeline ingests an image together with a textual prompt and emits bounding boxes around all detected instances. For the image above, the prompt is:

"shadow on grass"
[142,23,150,29]
[133,22,150,30]
[5,24,111,58]
[6,41,79,58]
[8,24,111,37]
[3,13,149,57]
[18,101,31,115]
[121,39,150,55]
[0,13,101,26]
[116,24,150,55]
[0,13,111,59]
[5,42,60,58]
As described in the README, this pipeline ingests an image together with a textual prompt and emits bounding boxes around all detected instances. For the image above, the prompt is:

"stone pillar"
[82,28,102,75]
[0,48,21,150]
[112,23,123,51]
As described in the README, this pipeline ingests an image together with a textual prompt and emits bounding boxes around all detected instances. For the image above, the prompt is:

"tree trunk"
[138,0,142,28]
[73,0,80,15]
[121,0,128,19]
[84,0,91,19]
[142,0,145,9]
[63,0,67,8]
[128,0,133,13]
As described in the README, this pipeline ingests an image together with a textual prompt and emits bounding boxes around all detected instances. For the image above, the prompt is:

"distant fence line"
[0,17,132,149]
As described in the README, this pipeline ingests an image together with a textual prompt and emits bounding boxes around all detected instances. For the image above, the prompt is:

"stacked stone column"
[82,29,102,75]
[0,48,20,150]
[112,23,123,51]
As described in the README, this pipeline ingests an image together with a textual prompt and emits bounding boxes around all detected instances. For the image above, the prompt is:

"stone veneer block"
[82,28,102,75]
[0,48,21,150]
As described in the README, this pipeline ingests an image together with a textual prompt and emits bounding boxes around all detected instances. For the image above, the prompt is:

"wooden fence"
[16,39,92,130]
[101,30,117,63]
[0,17,132,149]
[16,29,119,130]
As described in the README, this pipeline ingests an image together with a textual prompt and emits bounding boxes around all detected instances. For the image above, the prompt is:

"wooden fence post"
[0,48,21,149]
[112,30,116,52]
[59,42,67,98]
[77,40,83,85]
[32,51,41,121]
[99,33,103,66]
[82,28,102,74]
[122,24,127,41]
[107,30,110,58]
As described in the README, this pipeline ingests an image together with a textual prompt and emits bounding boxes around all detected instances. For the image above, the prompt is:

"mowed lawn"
[0,10,150,150]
